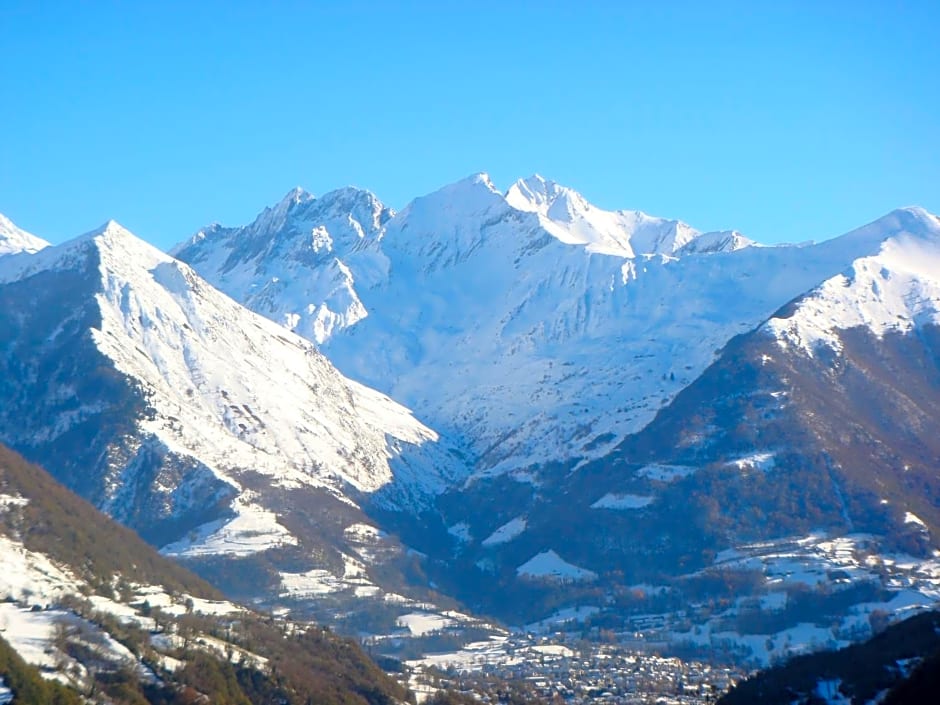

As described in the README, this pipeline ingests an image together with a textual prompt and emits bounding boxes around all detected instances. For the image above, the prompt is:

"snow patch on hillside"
[517,550,597,582]
[636,464,696,481]
[482,517,527,546]
[729,452,776,473]
[0,604,67,668]
[591,493,654,510]
[0,533,80,603]
[161,500,296,557]
[397,612,454,635]
[447,522,472,543]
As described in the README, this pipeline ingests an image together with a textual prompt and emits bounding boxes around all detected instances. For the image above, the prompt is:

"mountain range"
[1,174,938,670]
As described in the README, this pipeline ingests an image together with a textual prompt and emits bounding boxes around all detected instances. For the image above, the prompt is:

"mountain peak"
[825,205,940,256]
[505,175,596,220]
[279,186,315,208]
[0,212,51,256]
[404,172,504,218]
[465,171,498,190]
[73,219,151,252]
[506,174,560,206]
[444,172,501,197]
[318,185,389,215]
[765,205,940,356]
[89,219,132,237]
[244,187,317,235]
[679,229,756,255]
[888,205,940,236]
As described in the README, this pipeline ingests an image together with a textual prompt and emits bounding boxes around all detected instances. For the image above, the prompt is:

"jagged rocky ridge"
[0,217,465,616]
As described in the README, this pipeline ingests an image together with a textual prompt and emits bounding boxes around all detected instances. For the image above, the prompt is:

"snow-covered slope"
[0,213,49,255]
[767,207,940,354]
[418,208,940,660]
[173,186,392,344]
[174,175,908,482]
[0,444,410,704]
[504,173,703,257]
[0,218,461,556]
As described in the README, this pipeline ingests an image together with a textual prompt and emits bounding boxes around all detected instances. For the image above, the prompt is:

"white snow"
[396,612,454,635]
[517,550,597,582]
[0,219,464,557]
[0,604,63,668]
[591,493,654,510]
[0,493,28,511]
[905,512,927,528]
[728,452,776,473]
[0,213,49,256]
[481,517,527,546]
[711,534,876,588]
[405,633,579,672]
[525,606,601,633]
[636,464,696,481]
[161,500,296,557]
[279,569,346,597]
[0,534,80,604]
[447,522,472,543]
[278,551,382,598]
[173,175,923,487]
[344,522,383,540]
[407,636,513,670]
[129,584,241,617]
[171,186,386,346]
[531,644,575,657]
[505,174,701,258]
[767,208,940,355]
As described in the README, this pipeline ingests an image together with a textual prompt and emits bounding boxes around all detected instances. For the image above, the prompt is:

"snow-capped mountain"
[173,186,392,345]
[175,174,897,483]
[0,218,461,569]
[766,207,940,354]
[4,178,940,668]
[177,181,940,661]
[504,173,707,257]
[418,206,940,664]
[0,213,49,255]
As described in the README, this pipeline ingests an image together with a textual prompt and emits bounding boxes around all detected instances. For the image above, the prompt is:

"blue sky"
[2,1,938,249]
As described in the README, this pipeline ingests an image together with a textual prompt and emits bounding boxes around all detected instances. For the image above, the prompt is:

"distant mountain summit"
[0,213,49,255]
[504,173,706,256]
[766,207,940,353]
[173,175,905,482]
[0,216,463,613]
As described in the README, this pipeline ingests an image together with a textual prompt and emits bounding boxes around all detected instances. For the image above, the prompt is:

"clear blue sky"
[2,1,938,249]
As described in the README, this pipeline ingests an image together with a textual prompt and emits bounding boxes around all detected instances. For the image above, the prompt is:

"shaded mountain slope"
[718,610,940,704]
[0,442,409,705]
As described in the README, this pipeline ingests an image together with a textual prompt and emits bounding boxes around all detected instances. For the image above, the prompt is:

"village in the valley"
[390,629,745,704]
